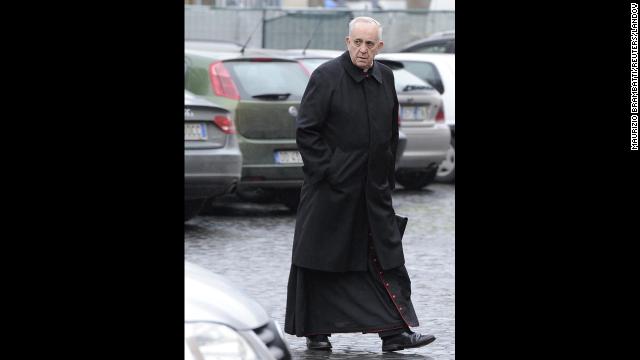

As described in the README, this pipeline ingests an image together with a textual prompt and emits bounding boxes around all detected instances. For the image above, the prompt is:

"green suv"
[185,44,310,210]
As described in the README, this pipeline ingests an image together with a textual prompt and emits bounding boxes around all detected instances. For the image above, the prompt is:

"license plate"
[400,106,428,121]
[185,123,207,141]
[274,150,302,164]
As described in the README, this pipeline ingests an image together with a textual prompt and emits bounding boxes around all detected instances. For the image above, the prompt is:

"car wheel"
[436,136,455,183]
[278,189,300,212]
[185,199,205,221]
[395,167,438,190]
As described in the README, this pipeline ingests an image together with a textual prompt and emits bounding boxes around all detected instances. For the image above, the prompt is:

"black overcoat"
[292,51,405,272]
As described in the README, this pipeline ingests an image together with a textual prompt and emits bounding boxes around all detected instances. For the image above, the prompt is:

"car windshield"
[392,68,434,93]
[224,60,310,100]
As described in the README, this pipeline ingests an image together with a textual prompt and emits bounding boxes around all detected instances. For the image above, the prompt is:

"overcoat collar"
[339,51,383,84]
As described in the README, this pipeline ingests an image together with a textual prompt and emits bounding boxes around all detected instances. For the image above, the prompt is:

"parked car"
[185,45,312,210]
[396,30,455,54]
[184,90,242,221]
[185,261,292,360]
[378,59,450,189]
[376,53,455,183]
[185,40,243,52]
[293,50,449,189]
[396,130,408,169]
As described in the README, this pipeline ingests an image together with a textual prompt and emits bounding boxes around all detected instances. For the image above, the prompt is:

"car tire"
[278,189,301,212]
[436,136,455,183]
[395,167,438,190]
[185,199,205,222]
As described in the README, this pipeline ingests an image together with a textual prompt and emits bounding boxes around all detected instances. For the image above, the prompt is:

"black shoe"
[381,331,435,352]
[306,334,332,350]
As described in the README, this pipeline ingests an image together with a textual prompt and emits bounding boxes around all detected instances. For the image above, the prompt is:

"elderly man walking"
[284,17,436,352]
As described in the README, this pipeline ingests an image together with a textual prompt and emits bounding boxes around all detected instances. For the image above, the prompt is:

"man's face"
[345,22,384,70]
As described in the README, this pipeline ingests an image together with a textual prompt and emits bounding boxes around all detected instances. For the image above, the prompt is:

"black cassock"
[285,233,419,336]
[285,52,419,336]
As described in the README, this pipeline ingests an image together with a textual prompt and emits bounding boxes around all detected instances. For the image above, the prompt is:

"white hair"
[348,17,383,40]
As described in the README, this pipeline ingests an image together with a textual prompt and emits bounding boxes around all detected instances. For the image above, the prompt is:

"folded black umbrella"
[395,214,408,237]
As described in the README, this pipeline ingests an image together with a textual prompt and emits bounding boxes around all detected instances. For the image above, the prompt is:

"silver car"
[185,90,242,221]
[377,53,455,183]
[185,262,292,360]
[380,59,450,189]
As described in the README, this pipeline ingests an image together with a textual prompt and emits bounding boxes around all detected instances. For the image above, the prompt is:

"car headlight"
[185,322,258,360]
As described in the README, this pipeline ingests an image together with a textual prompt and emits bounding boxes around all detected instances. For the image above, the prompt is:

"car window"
[401,61,445,94]
[224,60,310,100]
[300,58,329,74]
[392,68,434,93]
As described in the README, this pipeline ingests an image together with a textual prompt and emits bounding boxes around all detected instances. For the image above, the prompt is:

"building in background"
[185,0,282,7]
[185,0,454,50]
[185,0,455,10]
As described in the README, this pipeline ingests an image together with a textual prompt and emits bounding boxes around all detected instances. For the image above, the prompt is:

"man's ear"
[377,40,384,51]
[345,36,350,48]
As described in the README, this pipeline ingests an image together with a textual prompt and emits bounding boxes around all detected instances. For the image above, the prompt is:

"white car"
[185,262,291,360]
[376,53,455,183]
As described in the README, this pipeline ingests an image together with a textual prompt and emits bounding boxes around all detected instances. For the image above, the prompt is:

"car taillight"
[213,115,236,134]
[209,61,240,100]
[435,105,445,123]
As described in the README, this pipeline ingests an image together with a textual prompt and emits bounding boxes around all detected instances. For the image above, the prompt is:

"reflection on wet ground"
[186,184,454,359]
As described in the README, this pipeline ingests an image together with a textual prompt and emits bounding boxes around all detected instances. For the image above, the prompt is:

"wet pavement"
[185,183,455,360]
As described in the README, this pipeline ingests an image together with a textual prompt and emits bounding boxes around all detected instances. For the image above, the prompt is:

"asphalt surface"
[185,183,455,359]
